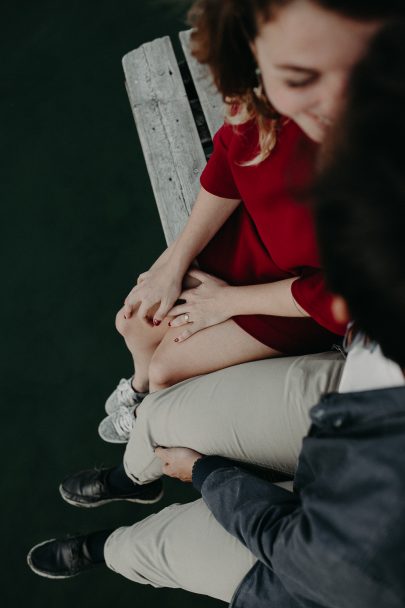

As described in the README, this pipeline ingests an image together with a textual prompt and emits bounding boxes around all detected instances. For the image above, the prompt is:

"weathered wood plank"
[179,29,225,137]
[122,36,207,244]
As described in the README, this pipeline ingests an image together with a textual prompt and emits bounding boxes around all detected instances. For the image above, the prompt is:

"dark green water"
[2,1,221,605]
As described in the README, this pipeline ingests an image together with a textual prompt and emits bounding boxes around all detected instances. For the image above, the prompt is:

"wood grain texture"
[123,36,207,244]
[179,30,225,137]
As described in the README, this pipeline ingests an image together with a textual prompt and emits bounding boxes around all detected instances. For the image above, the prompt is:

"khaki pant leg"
[124,351,344,484]
[104,498,256,603]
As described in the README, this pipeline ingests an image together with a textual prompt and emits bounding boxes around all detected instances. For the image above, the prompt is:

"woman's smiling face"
[253,0,381,142]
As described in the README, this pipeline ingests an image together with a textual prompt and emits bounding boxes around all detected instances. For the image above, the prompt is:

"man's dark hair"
[315,21,405,366]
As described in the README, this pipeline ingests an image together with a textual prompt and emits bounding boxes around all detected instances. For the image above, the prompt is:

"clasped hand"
[123,262,182,324]
[124,264,231,339]
[167,269,231,342]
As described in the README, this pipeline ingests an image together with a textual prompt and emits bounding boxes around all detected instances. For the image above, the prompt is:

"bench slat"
[123,36,207,244]
[179,30,225,137]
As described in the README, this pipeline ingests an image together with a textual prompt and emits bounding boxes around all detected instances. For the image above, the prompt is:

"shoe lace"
[116,378,136,407]
[112,405,136,437]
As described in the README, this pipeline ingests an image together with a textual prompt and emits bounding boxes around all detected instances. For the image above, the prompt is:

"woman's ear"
[331,295,351,324]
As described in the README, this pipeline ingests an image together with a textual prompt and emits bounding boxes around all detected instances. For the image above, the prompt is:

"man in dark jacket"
[27,22,405,608]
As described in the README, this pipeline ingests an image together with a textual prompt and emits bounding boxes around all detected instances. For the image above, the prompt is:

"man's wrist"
[192,456,235,492]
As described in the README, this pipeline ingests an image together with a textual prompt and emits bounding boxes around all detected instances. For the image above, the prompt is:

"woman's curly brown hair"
[188,0,405,164]
[188,0,283,164]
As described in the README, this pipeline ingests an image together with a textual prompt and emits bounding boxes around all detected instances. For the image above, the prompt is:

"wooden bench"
[122,30,224,245]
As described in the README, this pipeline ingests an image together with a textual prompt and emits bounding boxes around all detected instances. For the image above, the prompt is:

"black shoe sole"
[27,540,80,579]
[59,484,164,508]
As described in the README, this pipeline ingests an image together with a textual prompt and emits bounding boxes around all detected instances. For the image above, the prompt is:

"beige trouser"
[105,498,256,602]
[106,351,344,601]
[123,351,344,483]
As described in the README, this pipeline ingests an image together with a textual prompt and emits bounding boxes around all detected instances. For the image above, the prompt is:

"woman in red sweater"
[99,0,389,442]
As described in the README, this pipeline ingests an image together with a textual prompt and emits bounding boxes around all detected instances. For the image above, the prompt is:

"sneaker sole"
[27,539,79,579]
[59,484,164,508]
[98,418,134,444]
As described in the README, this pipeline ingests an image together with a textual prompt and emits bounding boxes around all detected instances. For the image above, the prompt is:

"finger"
[126,284,140,300]
[138,301,154,325]
[153,301,172,326]
[154,446,167,461]
[123,302,134,319]
[174,327,196,343]
[123,290,140,319]
[168,313,191,328]
[186,268,211,282]
[166,304,188,318]
[175,288,200,303]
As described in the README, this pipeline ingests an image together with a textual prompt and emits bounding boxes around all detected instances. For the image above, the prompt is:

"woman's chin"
[295,116,328,143]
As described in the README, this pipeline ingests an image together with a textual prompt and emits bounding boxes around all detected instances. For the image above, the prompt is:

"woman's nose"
[318,75,348,120]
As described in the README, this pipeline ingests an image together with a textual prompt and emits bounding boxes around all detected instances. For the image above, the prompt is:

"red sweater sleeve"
[291,270,346,336]
[200,123,241,199]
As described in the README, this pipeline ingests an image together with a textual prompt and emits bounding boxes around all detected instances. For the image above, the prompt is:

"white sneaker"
[105,377,148,415]
[98,405,136,444]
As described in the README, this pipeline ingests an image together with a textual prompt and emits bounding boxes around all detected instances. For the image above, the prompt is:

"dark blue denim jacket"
[193,386,405,608]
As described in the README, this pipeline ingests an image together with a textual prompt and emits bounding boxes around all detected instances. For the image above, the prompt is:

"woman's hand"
[166,269,232,342]
[154,447,203,482]
[123,262,183,325]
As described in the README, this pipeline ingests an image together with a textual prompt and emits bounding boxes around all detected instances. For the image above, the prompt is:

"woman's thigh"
[149,319,279,389]
[104,498,256,603]
[125,350,345,484]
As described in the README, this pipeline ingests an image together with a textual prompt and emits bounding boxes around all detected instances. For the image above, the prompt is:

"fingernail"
[174,338,179,342]
[153,319,161,326]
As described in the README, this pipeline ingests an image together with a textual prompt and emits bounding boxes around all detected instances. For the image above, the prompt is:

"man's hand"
[154,447,203,482]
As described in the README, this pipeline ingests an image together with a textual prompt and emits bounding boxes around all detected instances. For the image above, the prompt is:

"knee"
[115,307,127,336]
[149,350,180,391]
[115,307,137,338]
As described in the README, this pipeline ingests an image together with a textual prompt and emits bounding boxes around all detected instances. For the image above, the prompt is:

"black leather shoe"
[27,536,98,579]
[59,467,163,507]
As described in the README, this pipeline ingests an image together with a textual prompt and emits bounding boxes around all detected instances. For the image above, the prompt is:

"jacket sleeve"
[192,456,301,568]
[291,269,347,336]
[192,447,391,607]
[192,457,348,605]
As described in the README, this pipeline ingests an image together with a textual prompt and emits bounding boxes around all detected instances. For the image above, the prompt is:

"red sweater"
[197,119,346,354]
